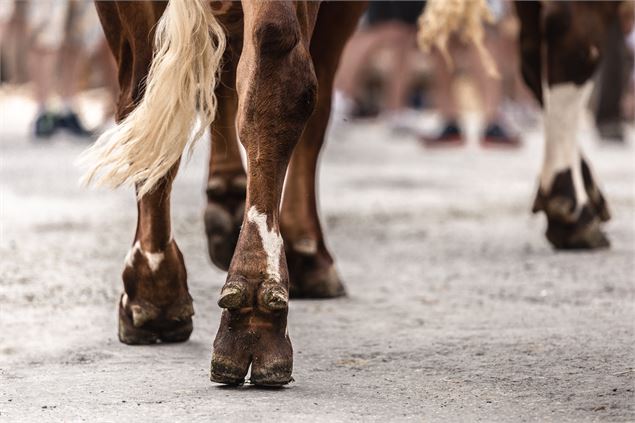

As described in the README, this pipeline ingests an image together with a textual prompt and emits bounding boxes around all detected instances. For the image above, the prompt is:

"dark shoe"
[481,122,520,148]
[33,112,59,139]
[57,111,93,137]
[421,121,464,147]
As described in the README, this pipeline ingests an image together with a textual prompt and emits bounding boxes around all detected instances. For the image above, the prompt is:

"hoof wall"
[118,296,193,345]
[250,362,293,387]
[210,356,248,386]
[546,206,610,250]
[289,261,346,299]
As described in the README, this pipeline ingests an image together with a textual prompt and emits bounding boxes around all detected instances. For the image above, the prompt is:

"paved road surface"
[1,108,634,421]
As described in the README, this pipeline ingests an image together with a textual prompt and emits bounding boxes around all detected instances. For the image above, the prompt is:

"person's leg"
[420,45,463,147]
[381,25,416,113]
[335,23,414,114]
[594,13,626,141]
[26,0,67,138]
[56,0,93,137]
[28,48,56,111]
[471,26,520,147]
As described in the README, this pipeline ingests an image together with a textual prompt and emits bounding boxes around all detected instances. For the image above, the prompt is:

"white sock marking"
[247,206,283,282]
[542,82,592,208]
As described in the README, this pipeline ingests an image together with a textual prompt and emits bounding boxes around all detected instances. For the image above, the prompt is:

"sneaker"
[33,111,59,139]
[57,111,93,138]
[420,120,464,147]
[481,122,520,148]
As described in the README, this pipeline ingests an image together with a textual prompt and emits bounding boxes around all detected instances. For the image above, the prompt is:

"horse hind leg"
[205,33,246,271]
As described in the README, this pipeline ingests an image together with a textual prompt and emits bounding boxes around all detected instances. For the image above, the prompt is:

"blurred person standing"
[334,1,425,125]
[593,0,634,142]
[25,0,101,139]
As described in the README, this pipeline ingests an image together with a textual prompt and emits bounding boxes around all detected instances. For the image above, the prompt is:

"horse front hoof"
[211,282,293,386]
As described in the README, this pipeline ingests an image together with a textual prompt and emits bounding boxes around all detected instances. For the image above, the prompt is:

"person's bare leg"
[420,47,463,146]
[58,42,84,109]
[335,23,414,106]
[28,48,56,110]
[383,27,416,112]
[432,49,458,122]
[471,32,503,124]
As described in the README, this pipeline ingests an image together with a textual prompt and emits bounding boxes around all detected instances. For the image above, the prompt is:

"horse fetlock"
[534,163,610,250]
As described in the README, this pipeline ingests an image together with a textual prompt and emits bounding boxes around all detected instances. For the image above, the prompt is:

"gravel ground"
[1,103,634,421]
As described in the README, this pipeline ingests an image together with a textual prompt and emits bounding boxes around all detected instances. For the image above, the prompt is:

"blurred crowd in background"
[0,0,634,146]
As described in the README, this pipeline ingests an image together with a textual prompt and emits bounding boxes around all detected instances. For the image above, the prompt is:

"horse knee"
[238,35,317,145]
[254,19,300,57]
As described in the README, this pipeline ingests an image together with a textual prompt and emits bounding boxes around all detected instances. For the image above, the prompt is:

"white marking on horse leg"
[123,240,164,272]
[247,206,283,282]
[292,238,318,255]
[541,82,592,208]
[144,251,165,272]
[124,241,141,268]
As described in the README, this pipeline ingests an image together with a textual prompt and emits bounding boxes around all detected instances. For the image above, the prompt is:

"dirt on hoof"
[211,308,293,386]
[118,295,194,345]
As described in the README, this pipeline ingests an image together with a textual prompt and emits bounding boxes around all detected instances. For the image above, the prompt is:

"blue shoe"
[33,111,59,139]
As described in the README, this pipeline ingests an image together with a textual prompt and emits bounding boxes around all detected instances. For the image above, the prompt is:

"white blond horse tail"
[79,0,226,198]
[416,0,499,78]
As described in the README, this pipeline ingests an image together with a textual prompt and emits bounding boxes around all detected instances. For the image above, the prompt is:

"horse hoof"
[118,295,194,345]
[545,206,610,250]
[287,247,346,298]
[211,290,293,386]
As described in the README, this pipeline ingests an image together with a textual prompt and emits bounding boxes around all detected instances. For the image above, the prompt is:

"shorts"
[366,1,426,28]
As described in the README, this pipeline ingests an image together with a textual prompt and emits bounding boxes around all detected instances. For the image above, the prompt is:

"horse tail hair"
[80,0,226,198]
